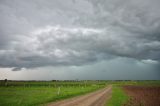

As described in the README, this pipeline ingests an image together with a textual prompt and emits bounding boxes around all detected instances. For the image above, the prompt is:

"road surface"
[47,85,112,106]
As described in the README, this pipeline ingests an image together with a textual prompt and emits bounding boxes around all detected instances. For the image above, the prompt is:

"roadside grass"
[0,85,104,106]
[106,81,160,106]
[106,85,129,106]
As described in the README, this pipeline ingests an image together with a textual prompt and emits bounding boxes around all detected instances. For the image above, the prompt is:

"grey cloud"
[0,0,160,70]
[12,67,22,71]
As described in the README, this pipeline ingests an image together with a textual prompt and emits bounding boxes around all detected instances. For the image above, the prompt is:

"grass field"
[106,85,129,106]
[0,80,106,106]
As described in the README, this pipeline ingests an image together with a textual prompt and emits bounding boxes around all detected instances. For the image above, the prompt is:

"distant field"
[0,80,106,106]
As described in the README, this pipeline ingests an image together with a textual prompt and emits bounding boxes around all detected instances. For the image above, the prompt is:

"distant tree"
[4,79,7,82]
[52,80,56,82]
[4,79,7,86]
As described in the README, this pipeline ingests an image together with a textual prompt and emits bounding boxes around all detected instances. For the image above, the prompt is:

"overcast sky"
[0,0,160,80]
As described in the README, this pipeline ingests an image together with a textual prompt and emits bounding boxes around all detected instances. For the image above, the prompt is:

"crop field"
[123,86,160,106]
[106,81,160,106]
[0,80,106,106]
[0,80,160,106]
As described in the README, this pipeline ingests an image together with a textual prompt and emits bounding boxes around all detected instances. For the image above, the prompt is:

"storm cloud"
[0,0,160,71]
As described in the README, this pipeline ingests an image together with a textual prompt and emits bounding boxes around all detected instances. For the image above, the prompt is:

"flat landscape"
[1,0,160,106]
[0,80,106,106]
[0,80,160,106]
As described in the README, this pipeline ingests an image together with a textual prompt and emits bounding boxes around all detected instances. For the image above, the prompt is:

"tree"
[4,79,7,86]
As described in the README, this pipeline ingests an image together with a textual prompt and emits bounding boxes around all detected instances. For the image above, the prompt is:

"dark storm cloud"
[0,0,160,70]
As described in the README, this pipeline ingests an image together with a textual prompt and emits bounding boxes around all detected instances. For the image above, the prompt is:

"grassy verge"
[0,85,104,106]
[106,85,129,106]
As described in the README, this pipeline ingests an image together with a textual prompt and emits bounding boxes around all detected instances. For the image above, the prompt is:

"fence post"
[4,79,7,87]
[57,87,61,95]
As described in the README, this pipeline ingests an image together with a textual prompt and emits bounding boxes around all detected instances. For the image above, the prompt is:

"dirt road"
[47,85,112,106]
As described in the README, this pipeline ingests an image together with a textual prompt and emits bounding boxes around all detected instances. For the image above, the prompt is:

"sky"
[0,0,160,80]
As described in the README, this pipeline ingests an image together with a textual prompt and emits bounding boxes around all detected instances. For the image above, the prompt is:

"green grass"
[0,80,107,106]
[106,85,129,106]
[0,85,104,106]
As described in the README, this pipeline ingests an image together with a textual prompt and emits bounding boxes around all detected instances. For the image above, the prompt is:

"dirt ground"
[47,85,112,106]
[123,86,160,106]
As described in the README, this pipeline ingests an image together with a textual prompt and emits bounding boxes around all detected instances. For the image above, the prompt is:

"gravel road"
[47,85,112,106]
